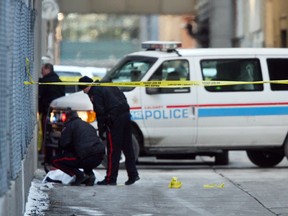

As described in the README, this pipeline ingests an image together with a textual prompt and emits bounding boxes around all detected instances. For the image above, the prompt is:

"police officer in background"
[78,76,140,185]
[38,63,65,155]
[51,109,105,186]
[39,63,65,121]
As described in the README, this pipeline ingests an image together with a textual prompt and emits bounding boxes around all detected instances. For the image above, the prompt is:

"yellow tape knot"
[24,81,36,85]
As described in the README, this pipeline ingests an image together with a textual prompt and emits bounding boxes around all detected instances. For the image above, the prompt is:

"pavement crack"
[213,169,279,216]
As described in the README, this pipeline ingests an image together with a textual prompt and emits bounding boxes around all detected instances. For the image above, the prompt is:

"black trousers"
[51,152,103,177]
[105,112,139,183]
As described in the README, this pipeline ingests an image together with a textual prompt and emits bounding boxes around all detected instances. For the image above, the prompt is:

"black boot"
[83,173,96,186]
[125,176,140,185]
[97,177,117,185]
[71,174,89,186]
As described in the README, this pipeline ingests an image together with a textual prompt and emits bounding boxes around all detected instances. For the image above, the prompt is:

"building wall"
[232,0,288,48]
[158,15,197,48]
[234,0,264,47]
[210,0,233,47]
[0,0,41,215]
[195,0,233,48]
[234,0,288,48]
[133,0,288,49]
[265,0,288,47]
[196,0,277,48]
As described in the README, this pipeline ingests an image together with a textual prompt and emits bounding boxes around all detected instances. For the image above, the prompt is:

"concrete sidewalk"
[25,163,288,216]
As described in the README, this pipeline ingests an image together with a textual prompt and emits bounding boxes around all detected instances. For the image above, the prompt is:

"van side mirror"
[146,87,160,94]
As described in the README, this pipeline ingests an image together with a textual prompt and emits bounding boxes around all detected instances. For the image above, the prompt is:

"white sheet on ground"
[42,169,104,185]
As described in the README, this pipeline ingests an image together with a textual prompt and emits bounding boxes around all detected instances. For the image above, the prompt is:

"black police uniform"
[38,71,65,115]
[51,113,105,185]
[87,85,139,185]
[38,71,65,161]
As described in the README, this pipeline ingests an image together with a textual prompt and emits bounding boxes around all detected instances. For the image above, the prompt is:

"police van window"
[201,59,263,92]
[148,60,190,94]
[111,61,150,82]
[54,71,82,94]
[104,56,157,91]
[55,71,82,77]
[267,59,288,90]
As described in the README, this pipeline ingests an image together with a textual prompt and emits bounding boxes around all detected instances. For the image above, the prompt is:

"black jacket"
[38,72,65,114]
[87,86,129,128]
[59,116,105,159]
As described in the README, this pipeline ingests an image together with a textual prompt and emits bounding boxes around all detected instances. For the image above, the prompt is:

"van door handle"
[191,106,195,118]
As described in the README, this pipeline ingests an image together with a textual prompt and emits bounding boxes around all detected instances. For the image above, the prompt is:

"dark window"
[147,60,190,94]
[201,59,263,92]
[267,58,288,90]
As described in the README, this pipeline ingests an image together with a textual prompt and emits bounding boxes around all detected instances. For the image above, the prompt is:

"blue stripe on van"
[198,106,288,117]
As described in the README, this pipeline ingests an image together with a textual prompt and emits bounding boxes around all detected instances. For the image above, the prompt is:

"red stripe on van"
[167,105,192,108]
[130,106,142,110]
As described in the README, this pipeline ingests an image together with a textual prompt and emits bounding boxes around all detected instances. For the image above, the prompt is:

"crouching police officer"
[51,108,105,186]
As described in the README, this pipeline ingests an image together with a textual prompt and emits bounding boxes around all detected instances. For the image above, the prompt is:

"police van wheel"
[246,150,284,167]
[214,150,229,165]
[101,134,140,169]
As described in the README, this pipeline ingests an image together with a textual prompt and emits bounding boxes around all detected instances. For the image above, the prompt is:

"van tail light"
[50,110,96,123]
[61,113,67,122]
[77,110,96,123]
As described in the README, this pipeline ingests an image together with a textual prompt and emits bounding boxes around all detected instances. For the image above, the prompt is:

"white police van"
[48,41,288,167]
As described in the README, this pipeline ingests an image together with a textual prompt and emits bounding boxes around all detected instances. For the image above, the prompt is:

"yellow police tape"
[26,57,34,83]
[23,57,288,88]
[203,183,225,188]
[23,79,288,88]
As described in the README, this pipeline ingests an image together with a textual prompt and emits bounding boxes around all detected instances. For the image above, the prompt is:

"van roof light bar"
[141,41,182,52]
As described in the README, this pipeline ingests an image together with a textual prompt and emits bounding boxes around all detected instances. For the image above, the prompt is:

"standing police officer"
[78,76,140,185]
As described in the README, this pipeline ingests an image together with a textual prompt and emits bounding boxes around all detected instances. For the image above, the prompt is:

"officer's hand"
[106,116,113,128]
